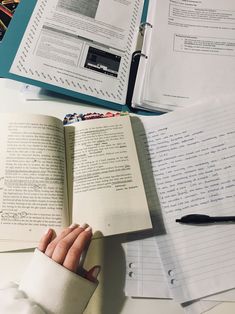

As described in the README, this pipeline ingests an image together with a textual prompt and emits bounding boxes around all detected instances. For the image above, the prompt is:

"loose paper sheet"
[124,237,171,299]
[133,0,235,112]
[131,102,235,303]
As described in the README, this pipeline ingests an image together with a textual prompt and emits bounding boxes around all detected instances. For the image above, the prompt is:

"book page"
[0,114,68,242]
[141,0,235,111]
[0,240,38,252]
[132,102,235,302]
[9,0,144,105]
[64,116,152,236]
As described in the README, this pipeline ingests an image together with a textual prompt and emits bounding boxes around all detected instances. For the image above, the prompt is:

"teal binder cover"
[141,0,149,23]
[0,0,154,114]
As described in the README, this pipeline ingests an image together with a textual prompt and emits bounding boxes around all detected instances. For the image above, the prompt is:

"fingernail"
[69,223,78,229]
[91,266,101,278]
[80,223,88,229]
[85,226,92,232]
[44,228,51,235]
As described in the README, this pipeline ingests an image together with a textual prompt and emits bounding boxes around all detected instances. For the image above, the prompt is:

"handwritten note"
[132,102,235,303]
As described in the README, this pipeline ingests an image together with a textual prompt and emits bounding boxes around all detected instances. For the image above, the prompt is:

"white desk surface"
[0,79,234,314]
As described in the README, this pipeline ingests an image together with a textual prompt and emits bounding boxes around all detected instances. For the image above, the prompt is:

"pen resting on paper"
[176,214,235,224]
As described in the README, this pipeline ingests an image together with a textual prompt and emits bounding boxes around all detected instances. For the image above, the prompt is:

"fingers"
[63,227,92,272]
[39,224,95,276]
[44,224,79,258]
[38,228,54,253]
[51,224,89,265]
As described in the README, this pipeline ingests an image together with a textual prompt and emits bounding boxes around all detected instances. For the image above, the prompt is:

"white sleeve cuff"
[19,249,98,314]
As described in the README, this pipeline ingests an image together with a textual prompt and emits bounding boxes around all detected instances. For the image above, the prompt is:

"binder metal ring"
[139,22,153,36]
[133,52,148,60]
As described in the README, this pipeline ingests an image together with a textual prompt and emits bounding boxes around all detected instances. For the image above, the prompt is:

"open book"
[1,0,235,112]
[0,114,152,251]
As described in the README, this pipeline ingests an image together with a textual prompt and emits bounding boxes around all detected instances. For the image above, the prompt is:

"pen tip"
[175,219,181,223]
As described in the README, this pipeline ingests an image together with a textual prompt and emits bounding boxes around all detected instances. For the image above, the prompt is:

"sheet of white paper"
[10,0,144,104]
[124,237,171,299]
[204,290,235,302]
[20,84,53,101]
[124,237,220,313]
[131,102,235,303]
[0,240,37,252]
[182,300,220,314]
[134,0,235,112]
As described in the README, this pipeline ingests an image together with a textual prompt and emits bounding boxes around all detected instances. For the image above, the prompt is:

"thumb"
[85,265,101,283]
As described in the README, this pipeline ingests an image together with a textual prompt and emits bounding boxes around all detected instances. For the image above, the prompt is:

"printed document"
[10,0,144,104]
[134,0,235,111]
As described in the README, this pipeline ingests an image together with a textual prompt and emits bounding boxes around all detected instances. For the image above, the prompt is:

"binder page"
[132,102,235,302]
[9,0,144,104]
[143,0,235,110]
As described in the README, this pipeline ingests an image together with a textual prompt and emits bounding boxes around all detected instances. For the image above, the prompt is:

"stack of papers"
[132,0,235,113]
[124,238,222,314]
[2,0,235,114]
[123,101,235,313]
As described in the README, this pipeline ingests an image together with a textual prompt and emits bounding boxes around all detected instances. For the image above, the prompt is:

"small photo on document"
[0,0,20,42]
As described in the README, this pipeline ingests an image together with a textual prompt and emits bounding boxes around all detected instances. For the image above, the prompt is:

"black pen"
[176,214,235,224]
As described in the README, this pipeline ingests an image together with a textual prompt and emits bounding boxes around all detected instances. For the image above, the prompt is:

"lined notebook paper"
[124,237,220,314]
[124,236,170,298]
[131,102,235,303]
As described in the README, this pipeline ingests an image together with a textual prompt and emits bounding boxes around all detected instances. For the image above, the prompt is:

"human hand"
[38,223,100,283]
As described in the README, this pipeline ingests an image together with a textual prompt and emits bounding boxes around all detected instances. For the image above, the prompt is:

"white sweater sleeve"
[0,249,98,314]
[0,282,46,314]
